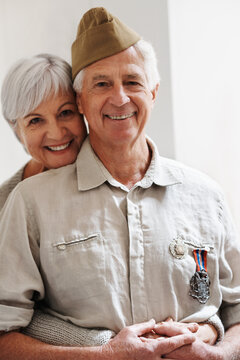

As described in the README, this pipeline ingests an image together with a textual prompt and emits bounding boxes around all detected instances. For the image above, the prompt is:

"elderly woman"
[0,54,86,204]
[0,53,114,346]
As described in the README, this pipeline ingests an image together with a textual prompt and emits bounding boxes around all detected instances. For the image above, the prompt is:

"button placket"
[127,191,147,323]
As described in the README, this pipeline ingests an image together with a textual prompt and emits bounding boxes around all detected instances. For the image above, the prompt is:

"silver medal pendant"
[189,269,210,304]
[169,235,187,260]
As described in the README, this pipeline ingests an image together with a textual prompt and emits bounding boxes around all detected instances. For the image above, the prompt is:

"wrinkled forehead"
[83,46,146,83]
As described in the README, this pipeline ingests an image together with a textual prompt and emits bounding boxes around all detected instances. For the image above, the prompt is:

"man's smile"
[104,111,136,120]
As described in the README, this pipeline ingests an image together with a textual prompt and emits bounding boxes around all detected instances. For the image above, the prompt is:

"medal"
[169,235,187,259]
[189,249,210,304]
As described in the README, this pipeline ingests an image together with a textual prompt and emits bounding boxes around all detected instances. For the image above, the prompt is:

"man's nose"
[47,119,67,140]
[108,85,130,107]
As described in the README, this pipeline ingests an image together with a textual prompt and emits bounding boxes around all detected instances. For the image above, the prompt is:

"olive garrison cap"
[71,7,141,80]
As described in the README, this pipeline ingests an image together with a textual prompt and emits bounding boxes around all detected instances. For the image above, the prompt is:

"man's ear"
[76,93,84,114]
[151,83,159,105]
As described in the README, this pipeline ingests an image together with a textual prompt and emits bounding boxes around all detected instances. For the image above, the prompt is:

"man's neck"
[90,135,151,189]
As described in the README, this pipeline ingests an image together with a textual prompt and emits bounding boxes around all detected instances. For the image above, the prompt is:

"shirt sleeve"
[218,197,240,330]
[0,185,45,332]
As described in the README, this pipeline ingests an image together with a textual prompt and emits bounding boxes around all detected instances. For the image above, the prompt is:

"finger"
[128,319,156,336]
[155,334,196,355]
[165,317,174,322]
[187,322,199,333]
[140,336,158,343]
[143,331,164,339]
[140,336,167,343]
[154,323,190,336]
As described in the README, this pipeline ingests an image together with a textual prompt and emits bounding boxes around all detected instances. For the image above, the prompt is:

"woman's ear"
[14,121,23,144]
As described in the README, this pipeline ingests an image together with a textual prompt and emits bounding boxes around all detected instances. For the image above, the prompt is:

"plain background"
[0,0,239,233]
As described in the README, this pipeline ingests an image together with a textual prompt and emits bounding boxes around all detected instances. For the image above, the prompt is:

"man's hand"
[103,319,196,360]
[163,337,223,360]
[149,323,240,360]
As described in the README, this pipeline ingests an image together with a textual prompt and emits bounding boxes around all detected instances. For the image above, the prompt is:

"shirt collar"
[76,137,107,191]
[139,137,182,188]
[76,136,182,191]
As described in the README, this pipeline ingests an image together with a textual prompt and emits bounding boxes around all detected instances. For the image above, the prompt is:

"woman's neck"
[23,159,45,180]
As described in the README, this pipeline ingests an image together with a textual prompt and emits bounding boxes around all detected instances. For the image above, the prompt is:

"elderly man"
[0,7,240,360]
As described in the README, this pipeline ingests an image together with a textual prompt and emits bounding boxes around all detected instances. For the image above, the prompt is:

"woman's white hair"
[73,39,160,93]
[1,54,73,129]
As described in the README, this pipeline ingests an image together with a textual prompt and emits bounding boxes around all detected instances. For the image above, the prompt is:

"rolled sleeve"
[0,185,44,332]
[219,198,240,329]
[221,303,240,330]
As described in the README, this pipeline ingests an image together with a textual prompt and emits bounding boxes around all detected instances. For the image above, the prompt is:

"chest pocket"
[48,233,106,301]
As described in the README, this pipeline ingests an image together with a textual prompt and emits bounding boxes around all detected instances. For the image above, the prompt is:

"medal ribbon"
[193,249,208,272]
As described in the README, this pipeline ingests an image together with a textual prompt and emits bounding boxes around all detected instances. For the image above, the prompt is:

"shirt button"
[57,244,66,251]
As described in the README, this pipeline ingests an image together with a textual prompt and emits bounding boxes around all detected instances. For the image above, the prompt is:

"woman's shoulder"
[0,166,25,211]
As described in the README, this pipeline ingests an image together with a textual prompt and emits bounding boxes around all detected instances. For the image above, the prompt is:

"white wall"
[168,0,240,233]
[0,0,174,182]
[0,0,239,232]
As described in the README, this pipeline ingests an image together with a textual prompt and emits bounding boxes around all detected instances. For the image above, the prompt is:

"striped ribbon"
[192,249,208,272]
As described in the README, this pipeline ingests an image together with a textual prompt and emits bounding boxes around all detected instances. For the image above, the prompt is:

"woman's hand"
[143,317,217,345]
[194,322,218,345]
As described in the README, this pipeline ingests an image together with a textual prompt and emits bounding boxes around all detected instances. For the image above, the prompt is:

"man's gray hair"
[1,54,73,129]
[73,39,160,93]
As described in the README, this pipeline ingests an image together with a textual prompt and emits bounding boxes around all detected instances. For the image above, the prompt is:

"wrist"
[204,314,224,343]
[206,343,226,360]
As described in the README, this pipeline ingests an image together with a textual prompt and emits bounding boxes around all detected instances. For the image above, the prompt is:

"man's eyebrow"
[92,73,144,81]
[125,73,143,79]
[92,75,110,81]
[123,73,145,82]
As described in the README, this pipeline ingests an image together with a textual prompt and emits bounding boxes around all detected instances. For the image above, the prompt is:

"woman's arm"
[0,319,196,360]
[21,309,115,346]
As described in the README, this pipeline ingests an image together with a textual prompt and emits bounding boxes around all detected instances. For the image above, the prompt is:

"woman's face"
[16,91,87,170]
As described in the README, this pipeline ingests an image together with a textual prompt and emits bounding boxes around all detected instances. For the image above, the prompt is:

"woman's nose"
[46,119,66,140]
[108,85,130,107]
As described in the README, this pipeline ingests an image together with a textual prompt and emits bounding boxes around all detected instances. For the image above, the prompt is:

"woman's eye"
[59,110,73,117]
[29,117,41,125]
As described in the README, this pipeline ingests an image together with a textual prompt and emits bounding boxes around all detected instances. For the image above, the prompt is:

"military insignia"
[189,249,210,304]
[169,235,187,259]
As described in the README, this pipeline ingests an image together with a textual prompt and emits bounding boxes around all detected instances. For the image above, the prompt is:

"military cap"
[72,7,141,80]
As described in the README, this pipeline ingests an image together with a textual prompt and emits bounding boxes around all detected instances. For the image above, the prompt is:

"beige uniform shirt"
[0,137,239,333]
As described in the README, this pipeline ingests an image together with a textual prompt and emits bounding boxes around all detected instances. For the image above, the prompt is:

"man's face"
[77,46,158,148]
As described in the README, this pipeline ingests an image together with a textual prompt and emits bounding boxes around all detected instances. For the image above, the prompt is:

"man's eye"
[127,81,140,86]
[29,117,41,125]
[95,82,108,87]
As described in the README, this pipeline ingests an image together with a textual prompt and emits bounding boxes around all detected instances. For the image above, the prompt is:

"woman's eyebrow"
[24,112,41,119]
[57,102,75,112]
